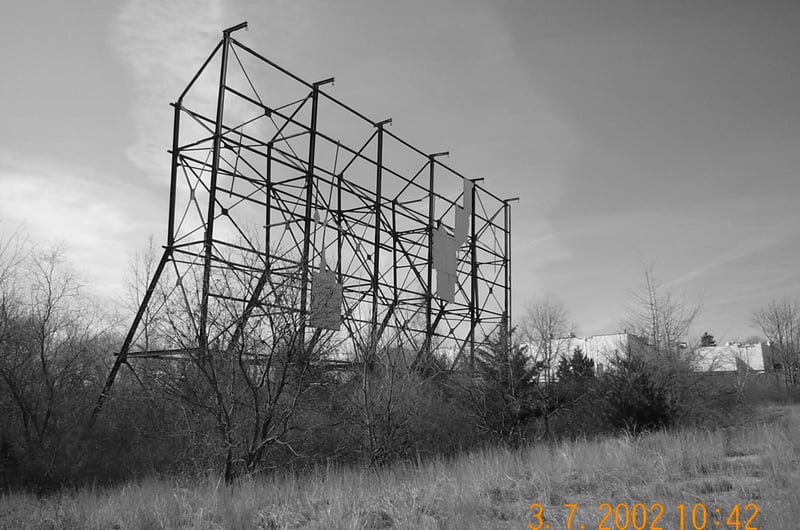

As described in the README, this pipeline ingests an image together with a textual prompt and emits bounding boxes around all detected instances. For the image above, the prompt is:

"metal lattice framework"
[94,23,515,416]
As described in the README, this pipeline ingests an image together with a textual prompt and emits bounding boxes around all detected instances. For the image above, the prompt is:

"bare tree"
[122,235,161,351]
[752,297,800,385]
[522,296,574,381]
[0,234,110,484]
[337,341,431,468]
[621,264,701,357]
[0,226,31,359]
[115,236,341,481]
[520,296,575,438]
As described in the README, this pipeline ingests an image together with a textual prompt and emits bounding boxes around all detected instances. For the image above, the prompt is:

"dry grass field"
[1,404,798,530]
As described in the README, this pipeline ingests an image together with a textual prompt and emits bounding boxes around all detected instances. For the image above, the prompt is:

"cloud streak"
[671,234,785,287]
[112,0,235,181]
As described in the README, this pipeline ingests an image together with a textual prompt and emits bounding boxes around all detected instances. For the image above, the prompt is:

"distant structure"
[521,332,650,380]
[693,341,775,373]
[523,333,776,380]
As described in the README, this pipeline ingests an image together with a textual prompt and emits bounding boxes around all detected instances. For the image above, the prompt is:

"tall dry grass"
[2,404,798,529]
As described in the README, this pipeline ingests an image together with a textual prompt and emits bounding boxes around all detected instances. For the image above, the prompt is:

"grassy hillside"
[2,404,798,530]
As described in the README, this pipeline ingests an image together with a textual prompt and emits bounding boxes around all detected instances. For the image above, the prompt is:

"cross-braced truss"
[94,23,515,416]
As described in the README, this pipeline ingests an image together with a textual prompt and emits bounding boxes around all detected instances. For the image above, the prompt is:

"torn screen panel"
[310,268,343,330]
[432,223,459,303]
[462,179,474,214]
[436,269,455,303]
[443,234,457,275]
[431,226,445,270]
[454,205,468,244]
[433,224,457,275]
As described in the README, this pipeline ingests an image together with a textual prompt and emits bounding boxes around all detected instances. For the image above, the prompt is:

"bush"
[600,357,680,433]
[595,353,746,435]
[311,351,483,468]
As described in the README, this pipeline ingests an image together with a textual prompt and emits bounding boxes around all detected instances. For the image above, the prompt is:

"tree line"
[1,230,798,491]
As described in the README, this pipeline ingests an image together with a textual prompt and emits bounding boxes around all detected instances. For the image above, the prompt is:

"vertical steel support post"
[505,202,511,345]
[336,171,342,283]
[167,36,223,246]
[167,103,181,247]
[425,157,435,355]
[299,77,333,352]
[469,180,479,368]
[503,197,518,354]
[265,144,272,270]
[392,200,398,303]
[299,86,320,327]
[423,152,448,356]
[199,23,246,355]
[371,122,387,333]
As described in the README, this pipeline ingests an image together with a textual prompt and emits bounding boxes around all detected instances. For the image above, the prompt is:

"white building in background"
[522,333,776,380]
[520,332,650,380]
[692,341,774,373]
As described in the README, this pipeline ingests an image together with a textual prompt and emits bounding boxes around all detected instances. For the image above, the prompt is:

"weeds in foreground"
[2,405,798,529]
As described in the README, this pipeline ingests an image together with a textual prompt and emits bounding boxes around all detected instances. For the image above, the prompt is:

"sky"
[1,0,799,343]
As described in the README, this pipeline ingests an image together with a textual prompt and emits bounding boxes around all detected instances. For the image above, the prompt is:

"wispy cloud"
[516,232,556,251]
[671,234,784,286]
[112,0,235,181]
[710,283,800,307]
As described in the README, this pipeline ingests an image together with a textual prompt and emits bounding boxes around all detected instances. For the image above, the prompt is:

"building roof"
[520,332,648,377]
[693,342,767,372]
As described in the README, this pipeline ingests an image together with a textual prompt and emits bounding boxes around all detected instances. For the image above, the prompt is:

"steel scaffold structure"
[91,22,516,421]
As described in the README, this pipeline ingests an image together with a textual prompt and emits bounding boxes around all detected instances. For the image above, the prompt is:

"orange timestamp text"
[527,502,759,530]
